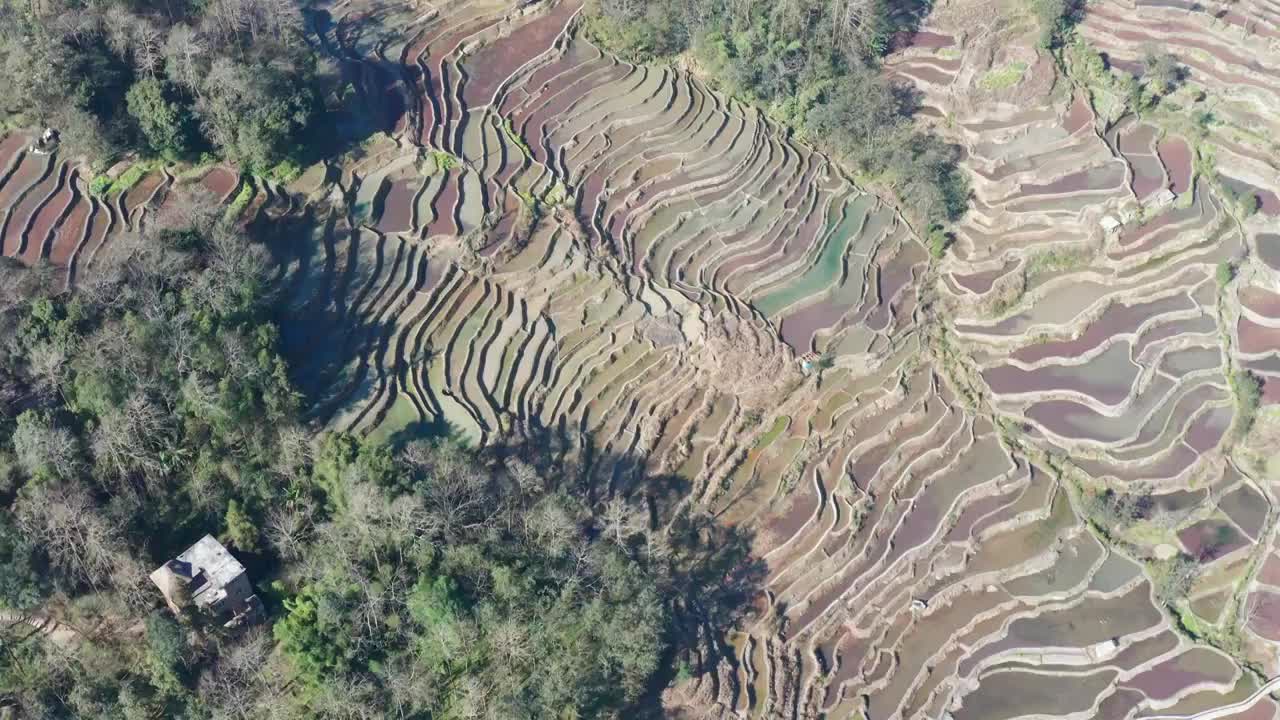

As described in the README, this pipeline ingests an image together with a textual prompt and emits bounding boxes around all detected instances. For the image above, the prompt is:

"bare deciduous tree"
[488,617,531,666]
[163,23,206,93]
[829,0,878,59]
[12,411,82,481]
[102,4,137,55]
[504,456,543,495]
[601,496,646,547]
[91,392,175,488]
[26,341,68,393]
[381,653,441,720]
[15,482,122,587]
[265,501,314,561]
[133,18,164,76]
[274,424,315,482]
[200,630,297,720]
[525,496,576,557]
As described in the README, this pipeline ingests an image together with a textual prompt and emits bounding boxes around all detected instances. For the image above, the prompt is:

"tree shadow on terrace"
[298,4,417,169]
[482,424,770,717]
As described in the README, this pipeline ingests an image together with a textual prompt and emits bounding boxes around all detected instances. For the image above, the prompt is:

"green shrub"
[126,77,196,161]
[928,226,954,259]
[428,150,459,174]
[1216,261,1235,287]
[543,181,570,207]
[88,175,112,196]
[225,180,255,219]
[269,159,303,184]
[1029,0,1085,48]
[1231,369,1263,437]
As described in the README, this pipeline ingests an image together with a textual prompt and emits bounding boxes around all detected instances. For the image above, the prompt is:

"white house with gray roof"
[149,535,262,626]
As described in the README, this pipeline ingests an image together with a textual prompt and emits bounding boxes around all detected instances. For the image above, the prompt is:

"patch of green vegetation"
[91,162,154,196]
[979,62,1029,91]
[1194,144,1217,181]
[516,189,539,208]
[543,180,570,207]
[1063,38,1178,120]
[1216,261,1235,288]
[513,181,572,224]
[501,117,532,158]
[1172,592,1254,662]
[927,226,954,259]
[1230,369,1263,439]
[1064,40,1124,119]
[989,245,1091,317]
[1176,604,1208,638]
[995,416,1023,443]
[753,416,790,450]
[1149,553,1200,607]
[1211,169,1264,218]
[175,157,216,181]
[427,149,459,174]
[1119,519,1173,547]
[116,162,152,193]
[1029,0,1085,48]
[88,174,112,196]
[268,159,303,184]
[1025,245,1089,282]
[225,179,255,219]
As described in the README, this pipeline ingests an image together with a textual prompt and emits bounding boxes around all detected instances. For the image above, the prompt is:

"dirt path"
[1,611,84,647]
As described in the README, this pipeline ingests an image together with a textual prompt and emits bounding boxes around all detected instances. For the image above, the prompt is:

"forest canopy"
[0,0,321,170]
[585,0,970,227]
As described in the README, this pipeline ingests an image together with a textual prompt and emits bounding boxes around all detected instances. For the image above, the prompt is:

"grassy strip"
[501,118,531,159]
[979,62,1029,91]
[225,179,255,220]
[753,416,790,450]
[1229,369,1263,439]
[89,161,154,196]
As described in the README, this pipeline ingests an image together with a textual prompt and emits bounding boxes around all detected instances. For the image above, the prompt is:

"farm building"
[150,535,262,626]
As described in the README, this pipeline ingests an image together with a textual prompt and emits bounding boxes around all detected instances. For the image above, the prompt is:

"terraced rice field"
[8,0,1280,716]
[0,136,254,284]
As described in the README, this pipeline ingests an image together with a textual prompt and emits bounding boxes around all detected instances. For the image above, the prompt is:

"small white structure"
[1087,637,1120,662]
[1100,215,1122,233]
[150,535,262,626]
[31,128,59,156]
[1151,188,1177,207]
